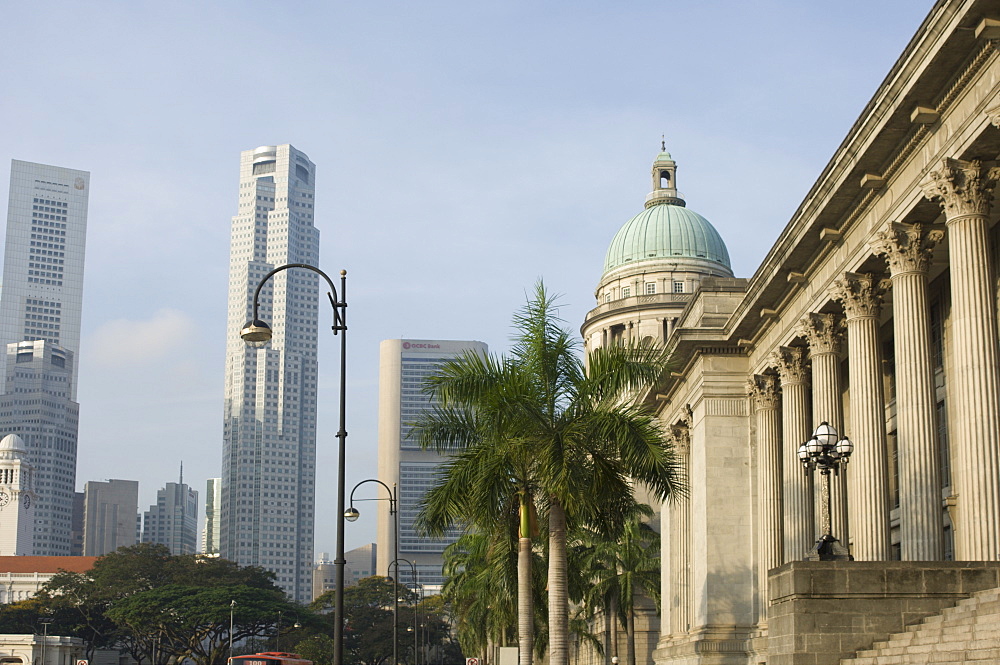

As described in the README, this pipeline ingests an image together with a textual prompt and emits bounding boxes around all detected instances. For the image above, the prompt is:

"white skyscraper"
[222,145,320,602]
[203,477,221,555]
[377,339,488,590]
[0,161,88,556]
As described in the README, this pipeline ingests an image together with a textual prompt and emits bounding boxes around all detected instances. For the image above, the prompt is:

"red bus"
[229,653,312,665]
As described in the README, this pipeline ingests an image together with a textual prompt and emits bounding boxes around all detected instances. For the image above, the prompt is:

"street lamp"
[230,600,236,658]
[390,558,418,665]
[798,421,854,561]
[345,480,397,665]
[38,617,53,665]
[275,611,301,652]
[240,263,349,665]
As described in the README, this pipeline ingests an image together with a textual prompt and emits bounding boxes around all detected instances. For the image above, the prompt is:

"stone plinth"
[766,561,1000,665]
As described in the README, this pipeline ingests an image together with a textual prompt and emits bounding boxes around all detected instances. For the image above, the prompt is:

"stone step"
[840,585,1000,665]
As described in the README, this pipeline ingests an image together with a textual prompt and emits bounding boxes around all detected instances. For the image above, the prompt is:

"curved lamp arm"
[346,479,397,519]
[242,263,347,346]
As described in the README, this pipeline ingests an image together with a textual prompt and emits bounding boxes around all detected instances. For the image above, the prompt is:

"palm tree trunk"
[548,498,569,665]
[602,604,611,665]
[625,606,635,665]
[609,594,618,663]
[518,498,534,665]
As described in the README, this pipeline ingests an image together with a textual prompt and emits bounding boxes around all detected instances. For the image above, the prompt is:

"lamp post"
[38,617,53,665]
[390,558,418,665]
[798,421,855,561]
[229,600,236,658]
[345,480,397,665]
[240,263,348,665]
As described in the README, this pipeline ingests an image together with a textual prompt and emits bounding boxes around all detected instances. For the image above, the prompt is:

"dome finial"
[661,135,666,152]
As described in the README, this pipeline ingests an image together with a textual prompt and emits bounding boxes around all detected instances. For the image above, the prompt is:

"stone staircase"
[841,587,1000,664]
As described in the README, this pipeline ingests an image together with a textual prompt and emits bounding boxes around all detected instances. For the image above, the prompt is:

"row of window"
[606,281,686,302]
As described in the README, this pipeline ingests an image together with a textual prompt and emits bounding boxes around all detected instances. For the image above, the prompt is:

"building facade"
[580,2,1000,663]
[203,477,221,555]
[221,144,320,602]
[142,474,198,555]
[312,545,377,600]
[376,339,488,590]
[0,161,88,556]
[82,479,138,557]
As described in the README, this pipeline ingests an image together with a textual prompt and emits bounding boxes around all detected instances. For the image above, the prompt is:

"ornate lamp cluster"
[797,422,854,474]
[799,421,855,561]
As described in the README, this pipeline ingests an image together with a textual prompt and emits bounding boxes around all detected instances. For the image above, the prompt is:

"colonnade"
[743,158,1000,610]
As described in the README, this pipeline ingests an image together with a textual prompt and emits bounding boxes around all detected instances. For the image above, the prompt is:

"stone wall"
[766,561,1000,665]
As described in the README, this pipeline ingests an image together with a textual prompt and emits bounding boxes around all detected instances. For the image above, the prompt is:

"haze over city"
[3,0,929,556]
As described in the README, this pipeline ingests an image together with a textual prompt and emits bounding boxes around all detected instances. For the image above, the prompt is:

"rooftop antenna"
[179,461,183,485]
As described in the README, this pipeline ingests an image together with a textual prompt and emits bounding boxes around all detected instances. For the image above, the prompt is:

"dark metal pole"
[334,270,348,665]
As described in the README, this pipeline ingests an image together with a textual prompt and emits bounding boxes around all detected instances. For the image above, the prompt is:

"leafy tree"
[415,283,682,665]
[312,576,414,665]
[20,543,300,663]
[293,634,335,665]
[107,584,294,665]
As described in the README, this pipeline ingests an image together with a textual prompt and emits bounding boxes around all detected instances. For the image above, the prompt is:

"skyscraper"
[203,477,221,555]
[377,339,488,590]
[222,145,320,602]
[0,161,88,556]
[82,479,138,556]
[143,471,198,555]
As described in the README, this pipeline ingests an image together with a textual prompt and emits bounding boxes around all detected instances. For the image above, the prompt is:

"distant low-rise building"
[0,556,96,603]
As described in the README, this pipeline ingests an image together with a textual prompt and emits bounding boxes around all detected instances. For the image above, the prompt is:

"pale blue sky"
[3,1,930,556]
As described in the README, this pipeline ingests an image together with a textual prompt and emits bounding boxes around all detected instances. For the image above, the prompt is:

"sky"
[3,1,932,557]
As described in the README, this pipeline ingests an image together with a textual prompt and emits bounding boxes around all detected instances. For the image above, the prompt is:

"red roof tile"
[0,556,98,574]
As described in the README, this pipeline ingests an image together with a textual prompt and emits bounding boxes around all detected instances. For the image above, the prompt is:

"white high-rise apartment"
[222,145,320,602]
[203,477,221,555]
[377,339,487,591]
[0,161,88,556]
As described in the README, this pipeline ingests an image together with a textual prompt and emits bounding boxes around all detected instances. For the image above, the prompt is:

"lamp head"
[797,442,809,463]
[813,421,839,446]
[241,319,272,348]
[344,507,360,522]
[836,437,854,459]
[806,436,824,456]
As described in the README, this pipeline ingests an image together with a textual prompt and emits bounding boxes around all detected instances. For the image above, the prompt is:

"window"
[645,283,656,294]
[621,286,631,298]
[673,281,684,293]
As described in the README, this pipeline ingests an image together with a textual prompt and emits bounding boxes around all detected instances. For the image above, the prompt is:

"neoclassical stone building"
[582,1,1000,663]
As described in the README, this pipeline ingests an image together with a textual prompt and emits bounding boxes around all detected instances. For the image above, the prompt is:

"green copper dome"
[603,203,732,274]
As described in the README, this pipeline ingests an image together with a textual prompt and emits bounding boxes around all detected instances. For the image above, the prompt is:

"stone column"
[668,423,690,636]
[801,313,849,545]
[748,374,781,623]
[772,347,812,560]
[922,158,1000,560]
[872,222,945,560]
[832,273,891,560]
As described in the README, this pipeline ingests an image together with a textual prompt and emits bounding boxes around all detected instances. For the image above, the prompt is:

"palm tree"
[416,282,682,665]
[576,513,661,665]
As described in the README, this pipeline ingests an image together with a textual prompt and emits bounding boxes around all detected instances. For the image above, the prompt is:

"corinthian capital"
[747,374,780,411]
[670,423,691,454]
[871,222,945,276]
[771,346,809,385]
[831,272,887,320]
[921,158,1000,219]
[800,312,843,356]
